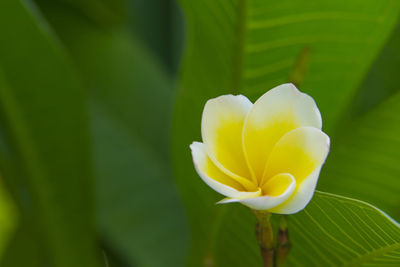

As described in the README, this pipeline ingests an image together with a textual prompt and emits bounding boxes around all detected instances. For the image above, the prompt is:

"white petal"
[264,127,330,214]
[240,173,296,210]
[218,173,296,210]
[201,94,255,186]
[217,188,262,204]
[270,169,320,214]
[243,83,322,179]
[190,142,256,198]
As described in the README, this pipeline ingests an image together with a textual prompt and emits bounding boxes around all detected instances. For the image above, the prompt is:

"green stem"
[276,215,291,266]
[253,211,274,267]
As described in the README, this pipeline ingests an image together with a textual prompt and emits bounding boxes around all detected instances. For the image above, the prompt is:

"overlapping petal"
[221,173,296,210]
[190,142,257,197]
[202,94,253,182]
[243,83,322,179]
[263,127,330,213]
[217,188,262,204]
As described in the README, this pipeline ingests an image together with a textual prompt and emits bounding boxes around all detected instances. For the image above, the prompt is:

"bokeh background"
[0,0,400,266]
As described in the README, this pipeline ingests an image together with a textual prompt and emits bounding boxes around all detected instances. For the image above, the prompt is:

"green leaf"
[317,22,400,220]
[37,0,126,27]
[177,0,400,131]
[0,177,16,260]
[317,20,400,221]
[319,91,400,220]
[0,0,100,266]
[37,5,189,267]
[92,102,188,267]
[127,0,184,73]
[0,223,44,267]
[350,22,400,115]
[213,191,400,266]
[173,0,400,264]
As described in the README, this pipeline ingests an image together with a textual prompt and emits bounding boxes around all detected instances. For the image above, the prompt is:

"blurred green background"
[0,0,400,266]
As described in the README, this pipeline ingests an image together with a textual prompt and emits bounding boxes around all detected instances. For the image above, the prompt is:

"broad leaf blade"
[317,21,400,221]
[213,192,400,266]
[0,178,16,260]
[37,0,126,27]
[288,192,400,266]
[350,22,400,115]
[37,5,189,267]
[173,0,400,264]
[128,0,184,73]
[178,0,400,131]
[0,223,44,267]
[0,0,100,266]
[319,91,400,220]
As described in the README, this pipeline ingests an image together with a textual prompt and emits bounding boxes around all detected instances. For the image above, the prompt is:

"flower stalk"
[254,210,274,267]
[253,212,291,267]
[276,215,291,266]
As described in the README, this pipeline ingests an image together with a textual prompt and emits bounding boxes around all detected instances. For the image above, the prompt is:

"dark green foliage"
[0,0,399,266]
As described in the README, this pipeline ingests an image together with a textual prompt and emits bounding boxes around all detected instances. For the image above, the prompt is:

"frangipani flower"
[190,83,330,214]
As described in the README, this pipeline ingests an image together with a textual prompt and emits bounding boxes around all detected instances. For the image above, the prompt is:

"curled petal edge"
[218,173,297,211]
